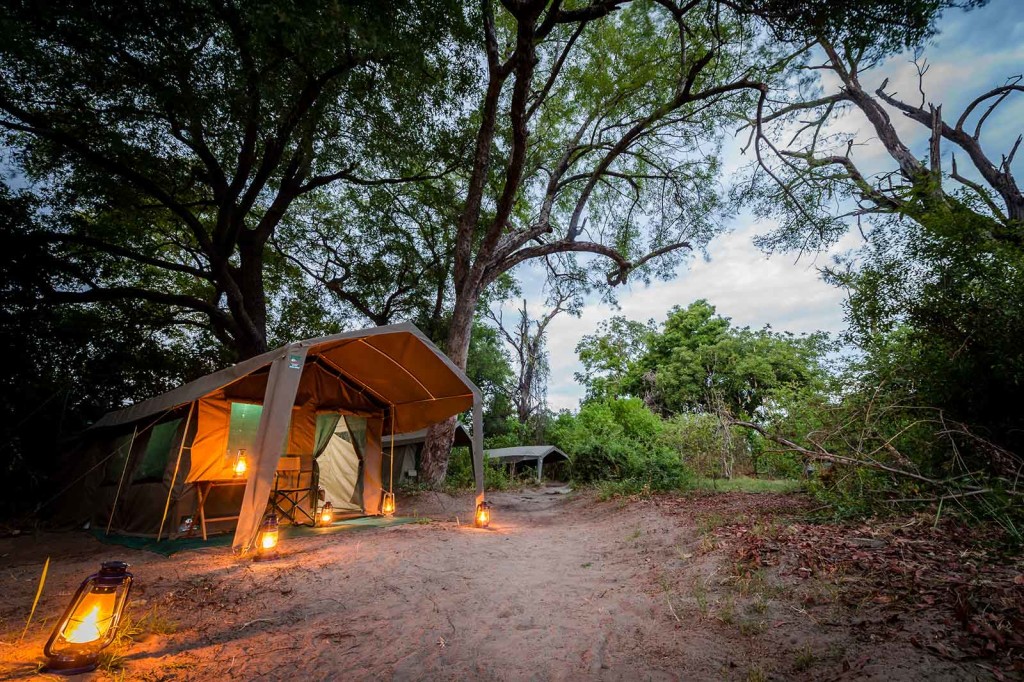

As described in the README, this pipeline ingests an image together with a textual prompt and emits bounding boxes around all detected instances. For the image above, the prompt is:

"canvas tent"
[382,423,472,485]
[80,323,484,553]
[485,445,570,481]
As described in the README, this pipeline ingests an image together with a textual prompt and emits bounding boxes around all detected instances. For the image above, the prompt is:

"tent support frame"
[105,426,138,536]
[156,401,195,542]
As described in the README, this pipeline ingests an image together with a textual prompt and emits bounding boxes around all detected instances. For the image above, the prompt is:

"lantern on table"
[43,561,133,674]
[257,512,279,557]
[381,491,396,516]
[232,449,248,478]
[319,501,334,526]
[475,501,491,528]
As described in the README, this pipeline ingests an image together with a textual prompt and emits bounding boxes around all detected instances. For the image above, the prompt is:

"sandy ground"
[0,486,1010,681]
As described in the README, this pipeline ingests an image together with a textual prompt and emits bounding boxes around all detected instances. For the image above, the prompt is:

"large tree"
[417,0,787,483]
[0,0,469,358]
[746,2,1018,250]
[743,1,1024,465]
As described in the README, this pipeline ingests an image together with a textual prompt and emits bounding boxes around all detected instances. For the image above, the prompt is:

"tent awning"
[93,322,479,435]
[485,445,569,464]
[383,423,473,449]
[485,445,569,482]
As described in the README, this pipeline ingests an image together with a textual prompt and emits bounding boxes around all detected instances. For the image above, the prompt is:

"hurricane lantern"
[232,449,248,478]
[381,491,396,516]
[257,512,280,557]
[475,501,492,528]
[319,501,334,526]
[43,561,133,674]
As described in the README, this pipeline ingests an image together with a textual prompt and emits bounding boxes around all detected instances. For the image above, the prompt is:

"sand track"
[0,487,995,680]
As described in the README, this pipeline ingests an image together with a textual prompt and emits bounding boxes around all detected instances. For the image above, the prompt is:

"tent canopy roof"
[485,445,570,464]
[93,322,481,435]
[383,423,472,448]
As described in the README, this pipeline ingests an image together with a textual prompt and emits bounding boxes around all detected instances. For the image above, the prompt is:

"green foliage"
[484,417,531,450]
[576,300,830,420]
[754,207,1024,531]
[549,399,693,492]
[0,0,475,357]
[740,0,971,60]
[575,317,656,402]
[464,321,516,436]
[0,186,225,519]
[753,450,805,480]
[829,215,1024,462]
[659,413,734,478]
[805,467,894,520]
[444,446,521,492]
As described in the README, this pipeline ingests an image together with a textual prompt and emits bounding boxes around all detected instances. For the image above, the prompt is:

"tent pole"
[105,426,138,536]
[389,406,395,494]
[157,401,195,542]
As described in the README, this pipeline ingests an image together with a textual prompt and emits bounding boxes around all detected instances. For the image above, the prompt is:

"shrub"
[444,446,518,491]
[658,413,759,478]
[549,399,692,491]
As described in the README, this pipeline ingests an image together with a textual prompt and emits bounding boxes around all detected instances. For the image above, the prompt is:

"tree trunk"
[419,289,479,486]
[223,231,270,359]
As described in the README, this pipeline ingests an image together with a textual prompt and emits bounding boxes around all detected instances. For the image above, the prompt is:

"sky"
[496,0,1024,413]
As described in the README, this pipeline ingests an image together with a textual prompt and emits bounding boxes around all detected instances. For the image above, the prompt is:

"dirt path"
[0,488,1006,680]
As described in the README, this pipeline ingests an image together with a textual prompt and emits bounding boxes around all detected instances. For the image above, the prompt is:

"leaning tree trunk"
[419,291,478,486]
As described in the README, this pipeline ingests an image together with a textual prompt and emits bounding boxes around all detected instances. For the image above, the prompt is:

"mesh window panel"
[227,403,264,456]
[131,419,182,483]
[102,432,136,485]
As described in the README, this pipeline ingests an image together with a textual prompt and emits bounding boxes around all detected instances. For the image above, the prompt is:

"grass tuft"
[96,605,177,673]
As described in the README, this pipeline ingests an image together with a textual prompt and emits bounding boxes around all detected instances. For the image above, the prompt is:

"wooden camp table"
[194,478,247,540]
[193,457,315,540]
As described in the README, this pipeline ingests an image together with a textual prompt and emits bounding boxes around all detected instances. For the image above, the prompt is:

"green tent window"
[227,403,264,457]
[102,432,136,485]
[131,419,182,483]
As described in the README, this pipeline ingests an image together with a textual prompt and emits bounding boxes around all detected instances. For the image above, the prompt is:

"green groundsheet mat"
[91,515,421,556]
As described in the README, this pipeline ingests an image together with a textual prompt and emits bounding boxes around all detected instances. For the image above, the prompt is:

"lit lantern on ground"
[257,512,279,557]
[475,501,492,528]
[44,561,133,674]
[381,492,396,516]
[319,501,334,526]
[232,449,248,478]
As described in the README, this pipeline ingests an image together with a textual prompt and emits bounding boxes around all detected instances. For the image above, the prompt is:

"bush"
[444,446,518,491]
[753,449,804,479]
[549,399,692,492]
[657,413,763,479]
[805,466,894,520]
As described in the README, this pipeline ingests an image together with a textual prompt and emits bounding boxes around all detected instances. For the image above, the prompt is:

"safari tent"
[485,445,570,481]
[75,323,484,553]
[382,423,472,485]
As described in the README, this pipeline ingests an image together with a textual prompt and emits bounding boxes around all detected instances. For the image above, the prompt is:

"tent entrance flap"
[317,416,365,512]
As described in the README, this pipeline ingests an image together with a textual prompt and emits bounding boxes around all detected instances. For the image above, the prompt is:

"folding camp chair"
[271,454,319,526]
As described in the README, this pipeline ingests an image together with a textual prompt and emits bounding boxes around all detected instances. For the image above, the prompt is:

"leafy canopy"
[576,300,830,418]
